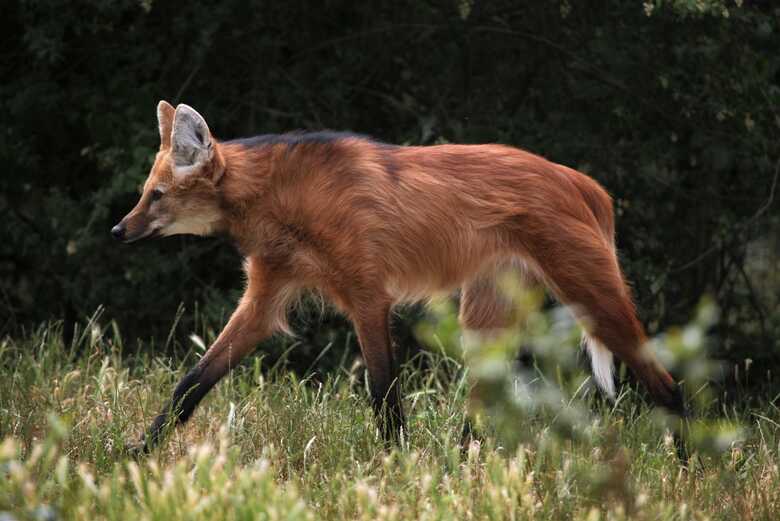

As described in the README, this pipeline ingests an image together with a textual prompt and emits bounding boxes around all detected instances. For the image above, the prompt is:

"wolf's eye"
[150,188,164,202]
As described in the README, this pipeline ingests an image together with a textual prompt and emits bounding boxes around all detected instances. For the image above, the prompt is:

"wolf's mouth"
[124,227,162,244]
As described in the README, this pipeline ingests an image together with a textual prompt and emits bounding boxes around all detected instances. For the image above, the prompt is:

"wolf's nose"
[111,224,126,241]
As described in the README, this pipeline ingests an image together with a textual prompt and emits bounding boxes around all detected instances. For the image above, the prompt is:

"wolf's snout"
[111,223,126,241]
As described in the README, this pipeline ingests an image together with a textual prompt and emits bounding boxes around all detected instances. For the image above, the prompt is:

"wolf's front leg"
[133,261,285,454]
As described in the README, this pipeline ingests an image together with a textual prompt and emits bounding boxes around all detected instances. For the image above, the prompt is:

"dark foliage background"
[1,1,778,377]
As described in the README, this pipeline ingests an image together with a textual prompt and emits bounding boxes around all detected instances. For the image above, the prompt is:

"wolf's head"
[111,101,226,243]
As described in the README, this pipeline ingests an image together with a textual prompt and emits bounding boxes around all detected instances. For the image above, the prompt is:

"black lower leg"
[514,342,535,371]
[136,364,219,453]
[651,381,690,463]
[371,378,406,443]
[665,383,691,463]
[460,415,485,448]
[664,382,689,419]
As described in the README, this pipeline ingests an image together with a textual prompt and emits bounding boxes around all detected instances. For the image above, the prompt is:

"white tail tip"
[582,334,616,399]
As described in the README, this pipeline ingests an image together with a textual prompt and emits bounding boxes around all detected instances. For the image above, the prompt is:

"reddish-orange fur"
[117,102,684,451]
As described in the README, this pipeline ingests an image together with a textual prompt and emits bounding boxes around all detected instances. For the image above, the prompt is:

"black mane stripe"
[224,130,381,148]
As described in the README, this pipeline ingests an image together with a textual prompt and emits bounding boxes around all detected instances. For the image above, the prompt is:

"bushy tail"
[582,333,616,399]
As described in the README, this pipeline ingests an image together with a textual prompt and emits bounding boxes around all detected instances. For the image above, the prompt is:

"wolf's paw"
[123,440,149,460]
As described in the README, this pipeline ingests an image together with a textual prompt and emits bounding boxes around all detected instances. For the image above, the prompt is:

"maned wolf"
[113,101,686,453]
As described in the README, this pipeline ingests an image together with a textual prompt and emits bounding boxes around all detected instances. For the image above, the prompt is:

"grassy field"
[1,316,779,520]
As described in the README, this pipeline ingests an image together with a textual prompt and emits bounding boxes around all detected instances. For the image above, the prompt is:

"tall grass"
[1,305,779,520]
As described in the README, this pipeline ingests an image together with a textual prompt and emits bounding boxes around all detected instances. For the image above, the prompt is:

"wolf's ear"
[157,100,175,149]
[171,104,213,170]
